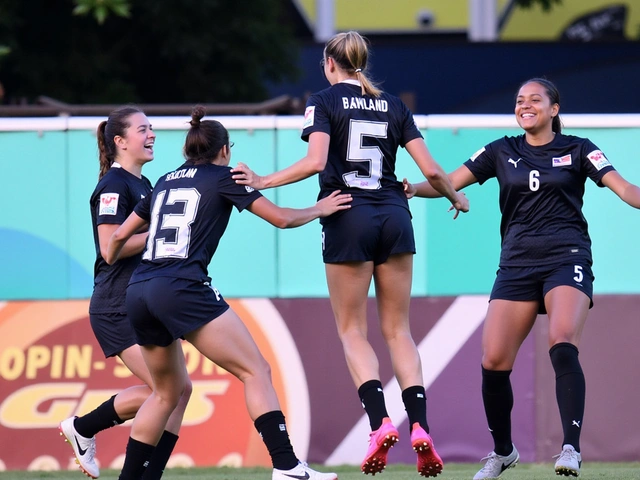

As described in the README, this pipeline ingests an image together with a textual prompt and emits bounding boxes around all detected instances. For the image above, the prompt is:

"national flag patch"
[552,154,572,167]
[99,193,119,215]
[302,106,315,129]
[587,149,611,171]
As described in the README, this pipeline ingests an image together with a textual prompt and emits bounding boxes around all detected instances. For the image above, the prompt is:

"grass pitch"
[1,463,640,480]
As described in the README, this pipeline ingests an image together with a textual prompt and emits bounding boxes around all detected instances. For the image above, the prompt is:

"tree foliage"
[1,0,299,104]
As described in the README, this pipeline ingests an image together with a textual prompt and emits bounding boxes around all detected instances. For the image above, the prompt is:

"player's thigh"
[482,299,539,370]
[184,307,269,380]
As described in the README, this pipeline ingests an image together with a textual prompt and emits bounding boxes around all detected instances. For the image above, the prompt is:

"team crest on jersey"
[552,154,572,167]
[587,150,611,171]
[469,147,485,162]
[303,106,315,129]
[99,193,119,215]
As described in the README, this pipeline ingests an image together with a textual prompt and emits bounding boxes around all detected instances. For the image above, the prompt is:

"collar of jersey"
[340,79,361,86]
[111,162,122,168]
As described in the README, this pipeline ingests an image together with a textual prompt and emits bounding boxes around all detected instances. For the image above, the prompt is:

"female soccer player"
[231,31,468,477]
[107,106,350,480]
[59,106,191,479]
[405,77,640,478]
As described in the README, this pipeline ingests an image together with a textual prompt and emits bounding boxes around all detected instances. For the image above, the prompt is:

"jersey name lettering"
[166,168,198,181]
[342,97,388,112]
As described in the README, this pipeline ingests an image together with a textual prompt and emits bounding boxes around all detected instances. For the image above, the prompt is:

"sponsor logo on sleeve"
[552,154,572,167]
[99,193,119,215]
[469,147,486,162]
[587,150,611,171]
[302,106,315,129]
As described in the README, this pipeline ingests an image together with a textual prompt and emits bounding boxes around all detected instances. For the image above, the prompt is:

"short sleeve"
[581,139,616,187]
[94,177,134,226]
[218,169,263,212]
[133,193,152,222]
[463,142,497,185]
[399,102,423,147]
[301,94,331,142]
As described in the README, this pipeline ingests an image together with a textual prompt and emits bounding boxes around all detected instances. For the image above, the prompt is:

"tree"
[1,0,299,104]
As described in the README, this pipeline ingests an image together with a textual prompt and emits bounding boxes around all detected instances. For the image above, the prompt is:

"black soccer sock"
[141,431,179,479]
[550,342,585,453]
[119,437,155,480]
[402,385,429,434]
[358,380,389,431]
[482,367,514,456]
[74,394,125,438]
[254,411,298,471]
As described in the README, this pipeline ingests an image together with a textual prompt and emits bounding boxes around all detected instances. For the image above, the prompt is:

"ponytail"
[325,31,382,97]
[96,121,113,180]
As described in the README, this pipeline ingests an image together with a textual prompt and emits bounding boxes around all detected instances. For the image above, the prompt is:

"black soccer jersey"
[89,164,153,314]
[464,133,615,267]
[301,81,422,216]
[130,163,262,284]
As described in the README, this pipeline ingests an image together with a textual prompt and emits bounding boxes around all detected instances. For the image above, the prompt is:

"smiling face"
[515,81,560,136]
[114,112,156,165]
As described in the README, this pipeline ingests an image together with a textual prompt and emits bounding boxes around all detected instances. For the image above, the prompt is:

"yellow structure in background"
[501,0,640,40]
[294,0,640,40]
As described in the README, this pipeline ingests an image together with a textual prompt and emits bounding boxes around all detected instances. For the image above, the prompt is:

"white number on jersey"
[143,188,201,260]
[529,170,540,191]
[343,120,388,190]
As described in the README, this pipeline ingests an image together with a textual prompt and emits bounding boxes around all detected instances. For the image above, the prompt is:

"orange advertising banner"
[0,300,308,472]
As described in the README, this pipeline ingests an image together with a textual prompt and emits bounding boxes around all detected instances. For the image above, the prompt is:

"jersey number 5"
[143,188,201,261]
[343,119,388,190]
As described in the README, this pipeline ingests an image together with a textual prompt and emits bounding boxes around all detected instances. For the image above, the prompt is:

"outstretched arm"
[405,138,471,218]
[601,170,640,209]
[246,190,351,228]
[232,132,330,190]
[405,164,478,198]
[106,212,149,265]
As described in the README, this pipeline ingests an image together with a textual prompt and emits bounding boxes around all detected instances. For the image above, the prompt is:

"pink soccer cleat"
[361,417,399,475]
[410,423,443,477]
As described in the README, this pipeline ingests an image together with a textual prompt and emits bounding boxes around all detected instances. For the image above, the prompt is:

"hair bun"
[190,105,206,126]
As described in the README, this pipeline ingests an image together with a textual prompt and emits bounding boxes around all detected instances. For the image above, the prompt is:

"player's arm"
[232,132,330,189]
[98,223,148,262]
[246,190,351,228]
[601,170,640,209]
[105,213,149,265]
[405,164,477,198]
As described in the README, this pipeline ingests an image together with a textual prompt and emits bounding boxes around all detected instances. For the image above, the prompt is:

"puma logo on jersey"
[508,158,522,168]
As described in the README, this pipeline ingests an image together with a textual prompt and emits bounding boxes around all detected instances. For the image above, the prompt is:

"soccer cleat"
[59,417,99,479]
[361,417,399,475]
[473,444,519,480]
[410,423,443,477]
[272,461,338,480]
[554,444,582,477]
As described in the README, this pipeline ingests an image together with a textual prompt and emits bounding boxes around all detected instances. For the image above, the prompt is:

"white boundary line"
[2,114,640,132]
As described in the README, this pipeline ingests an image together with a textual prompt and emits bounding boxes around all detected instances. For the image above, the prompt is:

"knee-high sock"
[550,342,585,452]
[482,367,513,456]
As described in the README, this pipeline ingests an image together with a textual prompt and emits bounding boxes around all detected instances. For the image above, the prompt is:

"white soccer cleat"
[272,461,338,480]
[554,444,581,477]
[59,417,99,479]
[473,444,519,479]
